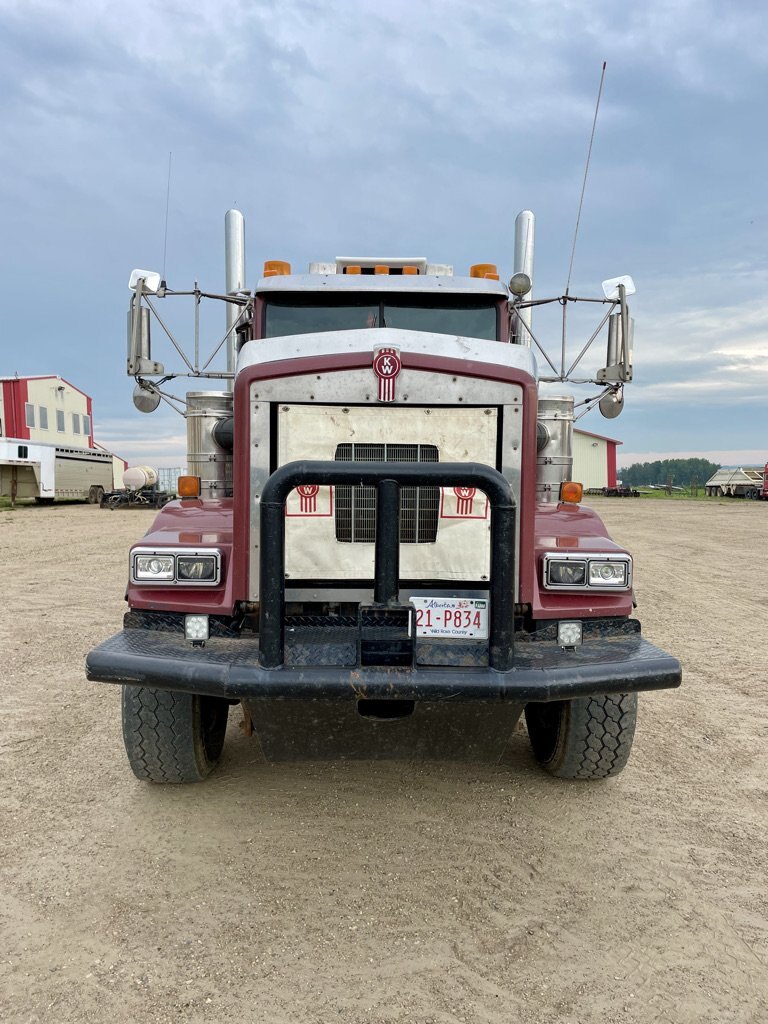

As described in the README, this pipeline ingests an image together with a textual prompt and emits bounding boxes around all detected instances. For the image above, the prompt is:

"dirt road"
[1,499,766,1023]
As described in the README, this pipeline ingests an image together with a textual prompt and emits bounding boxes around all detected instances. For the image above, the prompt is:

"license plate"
[409,596,489,639]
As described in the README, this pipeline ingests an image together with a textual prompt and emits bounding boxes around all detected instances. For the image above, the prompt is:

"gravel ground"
[1,498,766,1023]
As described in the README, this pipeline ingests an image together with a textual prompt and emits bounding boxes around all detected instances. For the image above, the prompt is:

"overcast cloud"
[1,0,767,468]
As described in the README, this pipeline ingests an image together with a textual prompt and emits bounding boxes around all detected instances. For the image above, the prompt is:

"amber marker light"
[402,266,418,275]
[374,265,390,275]
[263,260,291,277]
[345,266,362,274]
[177,475,202,498]
[560,481,584,504]
[470,263,499,280]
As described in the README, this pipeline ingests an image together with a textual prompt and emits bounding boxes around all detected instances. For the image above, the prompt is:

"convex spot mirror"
[133,382,161,413]
[599,389,624,419]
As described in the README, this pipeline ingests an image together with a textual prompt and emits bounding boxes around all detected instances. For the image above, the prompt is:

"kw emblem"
[373,348,402,402]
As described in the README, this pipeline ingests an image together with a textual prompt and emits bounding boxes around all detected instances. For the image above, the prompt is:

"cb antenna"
[162,151,172,284]
[565,61,607,296]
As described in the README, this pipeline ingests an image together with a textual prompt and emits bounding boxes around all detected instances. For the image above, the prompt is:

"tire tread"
[122,686,224,784]
[525,693,638,780]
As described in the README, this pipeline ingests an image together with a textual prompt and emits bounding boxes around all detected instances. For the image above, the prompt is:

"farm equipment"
[586,486,640,498]
[704,465,768,499]
[100,465,174,509]
[86,209,681,783]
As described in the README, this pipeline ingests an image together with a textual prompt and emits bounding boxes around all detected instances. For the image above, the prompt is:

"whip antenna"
[565,61,606,295]
[162,151,172,283]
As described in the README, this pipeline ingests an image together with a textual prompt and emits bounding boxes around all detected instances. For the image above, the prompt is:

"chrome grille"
[335,443,439,543]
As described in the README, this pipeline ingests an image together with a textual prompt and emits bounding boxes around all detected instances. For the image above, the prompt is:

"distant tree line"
[620,458,720,488]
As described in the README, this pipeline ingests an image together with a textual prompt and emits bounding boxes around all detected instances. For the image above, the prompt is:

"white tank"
[123,466,158,491]
[536,396,574,503]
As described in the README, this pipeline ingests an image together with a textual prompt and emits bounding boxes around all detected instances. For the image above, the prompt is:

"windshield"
[264,295,499,341]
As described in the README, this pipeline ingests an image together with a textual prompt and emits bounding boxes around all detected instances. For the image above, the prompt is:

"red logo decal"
[454,486,476,516]
[373,348,401,402]
[298,484,320,513]
[286,486,334,517]
[440,488,488,519]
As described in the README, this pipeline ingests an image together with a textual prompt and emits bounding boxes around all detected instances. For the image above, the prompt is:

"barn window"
[25,403,35,428]
[56,410,65,432]
[39,406,49,430]
[72,413,81,434]
[82,414,91,436]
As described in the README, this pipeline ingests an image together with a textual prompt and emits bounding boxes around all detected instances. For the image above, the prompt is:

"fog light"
[185,614,209,642]
[557,621,583,648]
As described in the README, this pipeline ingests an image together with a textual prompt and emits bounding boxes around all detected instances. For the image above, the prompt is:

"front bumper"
[86,628,681,702]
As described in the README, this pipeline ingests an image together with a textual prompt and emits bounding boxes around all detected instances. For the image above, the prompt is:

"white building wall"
[23,377,93,447]
[573,430,609,488]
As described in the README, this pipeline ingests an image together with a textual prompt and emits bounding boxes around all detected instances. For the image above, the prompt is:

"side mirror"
[129,268,163,294]
[597,308,633,384]
[127,280,164,376]
[601,275,635,300]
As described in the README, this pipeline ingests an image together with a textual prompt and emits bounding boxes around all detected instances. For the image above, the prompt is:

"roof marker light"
[345,266,362,275]
[402,266,418,275]
[470,263,499,280]
[374,265,389,275]
[263,260,291,277]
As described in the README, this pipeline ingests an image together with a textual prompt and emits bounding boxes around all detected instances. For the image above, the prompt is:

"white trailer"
[704,466,767,499]
[0,438,114,504]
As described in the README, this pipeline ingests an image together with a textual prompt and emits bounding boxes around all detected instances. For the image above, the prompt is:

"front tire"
[121,686,229,783]
[524,693,638,779]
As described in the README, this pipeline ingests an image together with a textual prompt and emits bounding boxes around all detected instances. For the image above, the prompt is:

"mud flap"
[244,699,524,762]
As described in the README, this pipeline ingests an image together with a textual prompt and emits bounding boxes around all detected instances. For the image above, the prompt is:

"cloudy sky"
[2,0,767,468]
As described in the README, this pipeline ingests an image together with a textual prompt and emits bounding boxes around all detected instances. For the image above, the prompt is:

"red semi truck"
[86,210,681,782]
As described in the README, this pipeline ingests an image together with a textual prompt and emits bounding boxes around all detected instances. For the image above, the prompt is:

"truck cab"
[87,216,681,783]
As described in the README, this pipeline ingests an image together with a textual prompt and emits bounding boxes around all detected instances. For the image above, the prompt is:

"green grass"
[596,489,759,503]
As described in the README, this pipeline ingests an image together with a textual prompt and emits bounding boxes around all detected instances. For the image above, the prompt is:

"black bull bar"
[86,460,682,703]
[258,461,516,671]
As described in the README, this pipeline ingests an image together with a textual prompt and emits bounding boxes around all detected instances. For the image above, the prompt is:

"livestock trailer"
[0,438,114,504]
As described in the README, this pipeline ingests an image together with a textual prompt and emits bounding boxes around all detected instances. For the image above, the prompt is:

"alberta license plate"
[409,597,489,639]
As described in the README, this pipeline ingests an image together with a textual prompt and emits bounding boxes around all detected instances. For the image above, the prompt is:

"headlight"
[134,554,174,581]
[543,552,632,591]
[130,547,222,586]
[547,559,587,587]
[177,555,218,582]
[588,560,628,587]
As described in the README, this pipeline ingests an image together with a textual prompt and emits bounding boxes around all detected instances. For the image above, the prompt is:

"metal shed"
[572,428,621,490]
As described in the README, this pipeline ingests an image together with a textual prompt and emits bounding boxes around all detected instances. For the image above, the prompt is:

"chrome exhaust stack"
[224,209,246,384]
[512,210,535,345]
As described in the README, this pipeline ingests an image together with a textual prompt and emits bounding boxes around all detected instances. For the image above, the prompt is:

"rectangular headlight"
[133,553,174,581]
[546,558,587,587]
[130,547,222,585]
[177,554,218,582]
[588,559,629,587]
[543,552,632,591]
